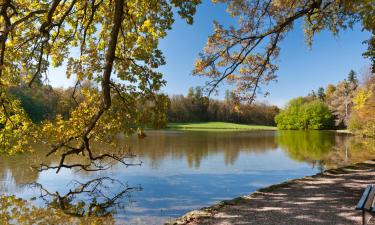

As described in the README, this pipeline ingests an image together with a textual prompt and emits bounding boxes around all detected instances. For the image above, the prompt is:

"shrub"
[275,98,334,130]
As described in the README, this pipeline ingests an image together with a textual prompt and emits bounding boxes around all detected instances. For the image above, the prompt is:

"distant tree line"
[8,84,279,127]
[10,68,373,133]
[167,87,279,126]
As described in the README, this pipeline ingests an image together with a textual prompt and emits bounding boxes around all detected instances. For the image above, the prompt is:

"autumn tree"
[193,0,374,103]
[349,70,375,137]
[0,0,200,171]
[325,84,336,100]
[326,70,359,126]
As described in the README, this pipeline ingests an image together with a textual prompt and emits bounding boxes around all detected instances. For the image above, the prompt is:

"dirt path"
[168,160,375,225]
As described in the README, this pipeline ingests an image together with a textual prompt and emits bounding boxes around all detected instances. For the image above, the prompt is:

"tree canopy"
[349,70,375,137]
[0,0,200,170]
[193,0,374,102]
[275,97,334,130]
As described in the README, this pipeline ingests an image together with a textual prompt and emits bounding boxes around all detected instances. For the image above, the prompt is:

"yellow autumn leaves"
[0,0,200,155]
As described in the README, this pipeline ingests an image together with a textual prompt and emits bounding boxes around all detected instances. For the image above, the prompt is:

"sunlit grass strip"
[166,122,276,131]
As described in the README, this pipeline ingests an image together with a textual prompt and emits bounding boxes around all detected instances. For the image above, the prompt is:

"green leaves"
[275,97,334,130]
[0,91,35,154]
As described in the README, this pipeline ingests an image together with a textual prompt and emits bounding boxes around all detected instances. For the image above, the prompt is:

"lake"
[1,130,374,224]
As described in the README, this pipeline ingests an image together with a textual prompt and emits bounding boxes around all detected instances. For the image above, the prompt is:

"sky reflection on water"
[1,130,374,224]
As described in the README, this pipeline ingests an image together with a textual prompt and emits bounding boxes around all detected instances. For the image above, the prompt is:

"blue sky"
[48,1,371,107]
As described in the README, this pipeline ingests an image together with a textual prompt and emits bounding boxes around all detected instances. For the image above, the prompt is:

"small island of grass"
[166,122,276,131]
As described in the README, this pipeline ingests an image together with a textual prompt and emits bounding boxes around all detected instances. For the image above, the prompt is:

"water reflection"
[126,130,278,168]
[277,130,375,170]
[31,177,141,217]
[1,177,141,224]
[0,130,374,224]
[0,194,116,224]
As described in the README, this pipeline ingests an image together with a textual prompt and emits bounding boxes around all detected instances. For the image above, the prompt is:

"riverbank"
[166,122,276,131]
[168,160,375,225]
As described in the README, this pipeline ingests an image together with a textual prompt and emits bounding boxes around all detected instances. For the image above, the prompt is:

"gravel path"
[168,160,375,225]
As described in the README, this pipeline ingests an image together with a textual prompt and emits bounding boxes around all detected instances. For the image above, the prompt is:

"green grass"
[166,122,276,131]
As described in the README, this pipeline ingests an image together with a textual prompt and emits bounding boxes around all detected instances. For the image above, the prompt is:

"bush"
[275,97,334,130]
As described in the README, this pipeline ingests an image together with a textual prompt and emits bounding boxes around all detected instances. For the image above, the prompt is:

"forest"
[167,87,278,125]
[7,82,279,127]
[8,67,375,137]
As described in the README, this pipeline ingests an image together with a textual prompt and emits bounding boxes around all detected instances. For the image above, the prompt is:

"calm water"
[1,130,374,224]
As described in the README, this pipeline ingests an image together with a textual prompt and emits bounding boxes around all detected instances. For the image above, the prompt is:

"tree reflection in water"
[1,131,375,223]
[276,130,375,170]
[0,177,142,224]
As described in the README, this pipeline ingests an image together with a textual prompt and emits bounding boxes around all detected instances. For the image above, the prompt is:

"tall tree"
[348,69,358,85]
[317,87,325,101]
[326,76,358,127]
[0,0,201,170]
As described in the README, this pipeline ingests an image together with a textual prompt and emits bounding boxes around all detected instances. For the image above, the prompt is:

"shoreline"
[164,122,353,133]
[165,122,277,131]
[332,129,353,134]
[168,160,375,225]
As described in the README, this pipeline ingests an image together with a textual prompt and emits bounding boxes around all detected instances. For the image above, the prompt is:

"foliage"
[317,87,325,101]
[275,97,334,130]
[167,88,279,125]
[186,86,210,121]
[0,0,200,172]
[8,85,66,123]
[192,0,374,103]
[324,70,358,127]
[325,84,336,100]
[0,195,115,224]
[0,92,35,154]
[348,72,375,137]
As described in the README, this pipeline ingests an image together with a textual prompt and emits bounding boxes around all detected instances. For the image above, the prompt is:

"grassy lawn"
[166,122,276,131]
